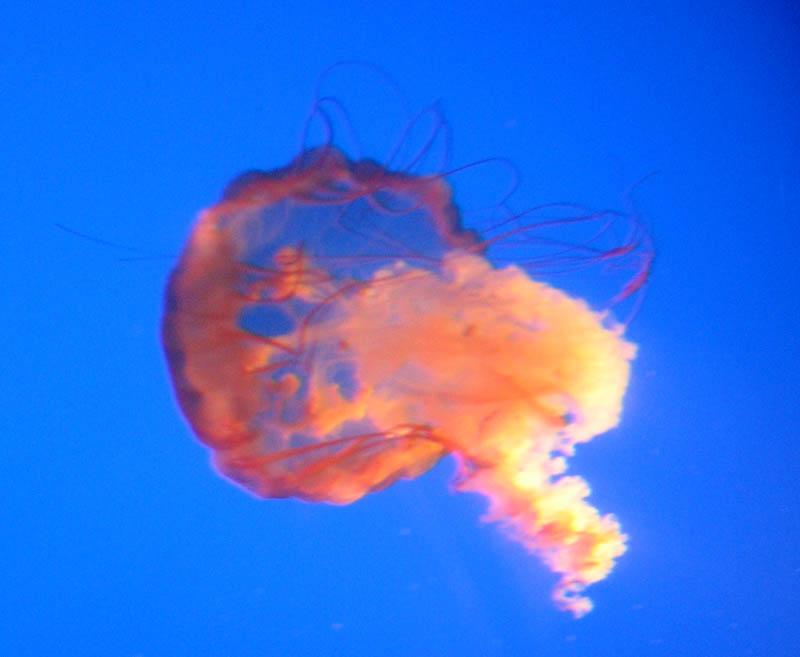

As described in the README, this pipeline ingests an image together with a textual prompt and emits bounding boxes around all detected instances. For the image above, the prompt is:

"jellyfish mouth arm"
[455,457,627,618]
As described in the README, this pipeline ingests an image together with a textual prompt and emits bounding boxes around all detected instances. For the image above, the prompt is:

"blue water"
[2,2,798,655]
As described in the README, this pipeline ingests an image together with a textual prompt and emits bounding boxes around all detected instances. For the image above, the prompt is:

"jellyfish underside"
[162,147,634,617]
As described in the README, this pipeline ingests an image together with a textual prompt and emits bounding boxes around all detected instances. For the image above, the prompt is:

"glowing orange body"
[163,146,634,616]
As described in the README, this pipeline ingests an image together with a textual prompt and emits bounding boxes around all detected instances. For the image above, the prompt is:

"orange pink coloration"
[162,144,644,617]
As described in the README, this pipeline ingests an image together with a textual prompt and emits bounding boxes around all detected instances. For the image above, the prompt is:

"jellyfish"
[162,100,650,617]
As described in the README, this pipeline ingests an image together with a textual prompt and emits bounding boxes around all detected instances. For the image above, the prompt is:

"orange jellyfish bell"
[163,143,641,617]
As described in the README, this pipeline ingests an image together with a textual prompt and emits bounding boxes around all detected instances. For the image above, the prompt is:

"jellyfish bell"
[162,71,651,617]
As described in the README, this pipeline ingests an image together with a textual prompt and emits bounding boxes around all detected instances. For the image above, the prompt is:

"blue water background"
[2,2,798,655]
